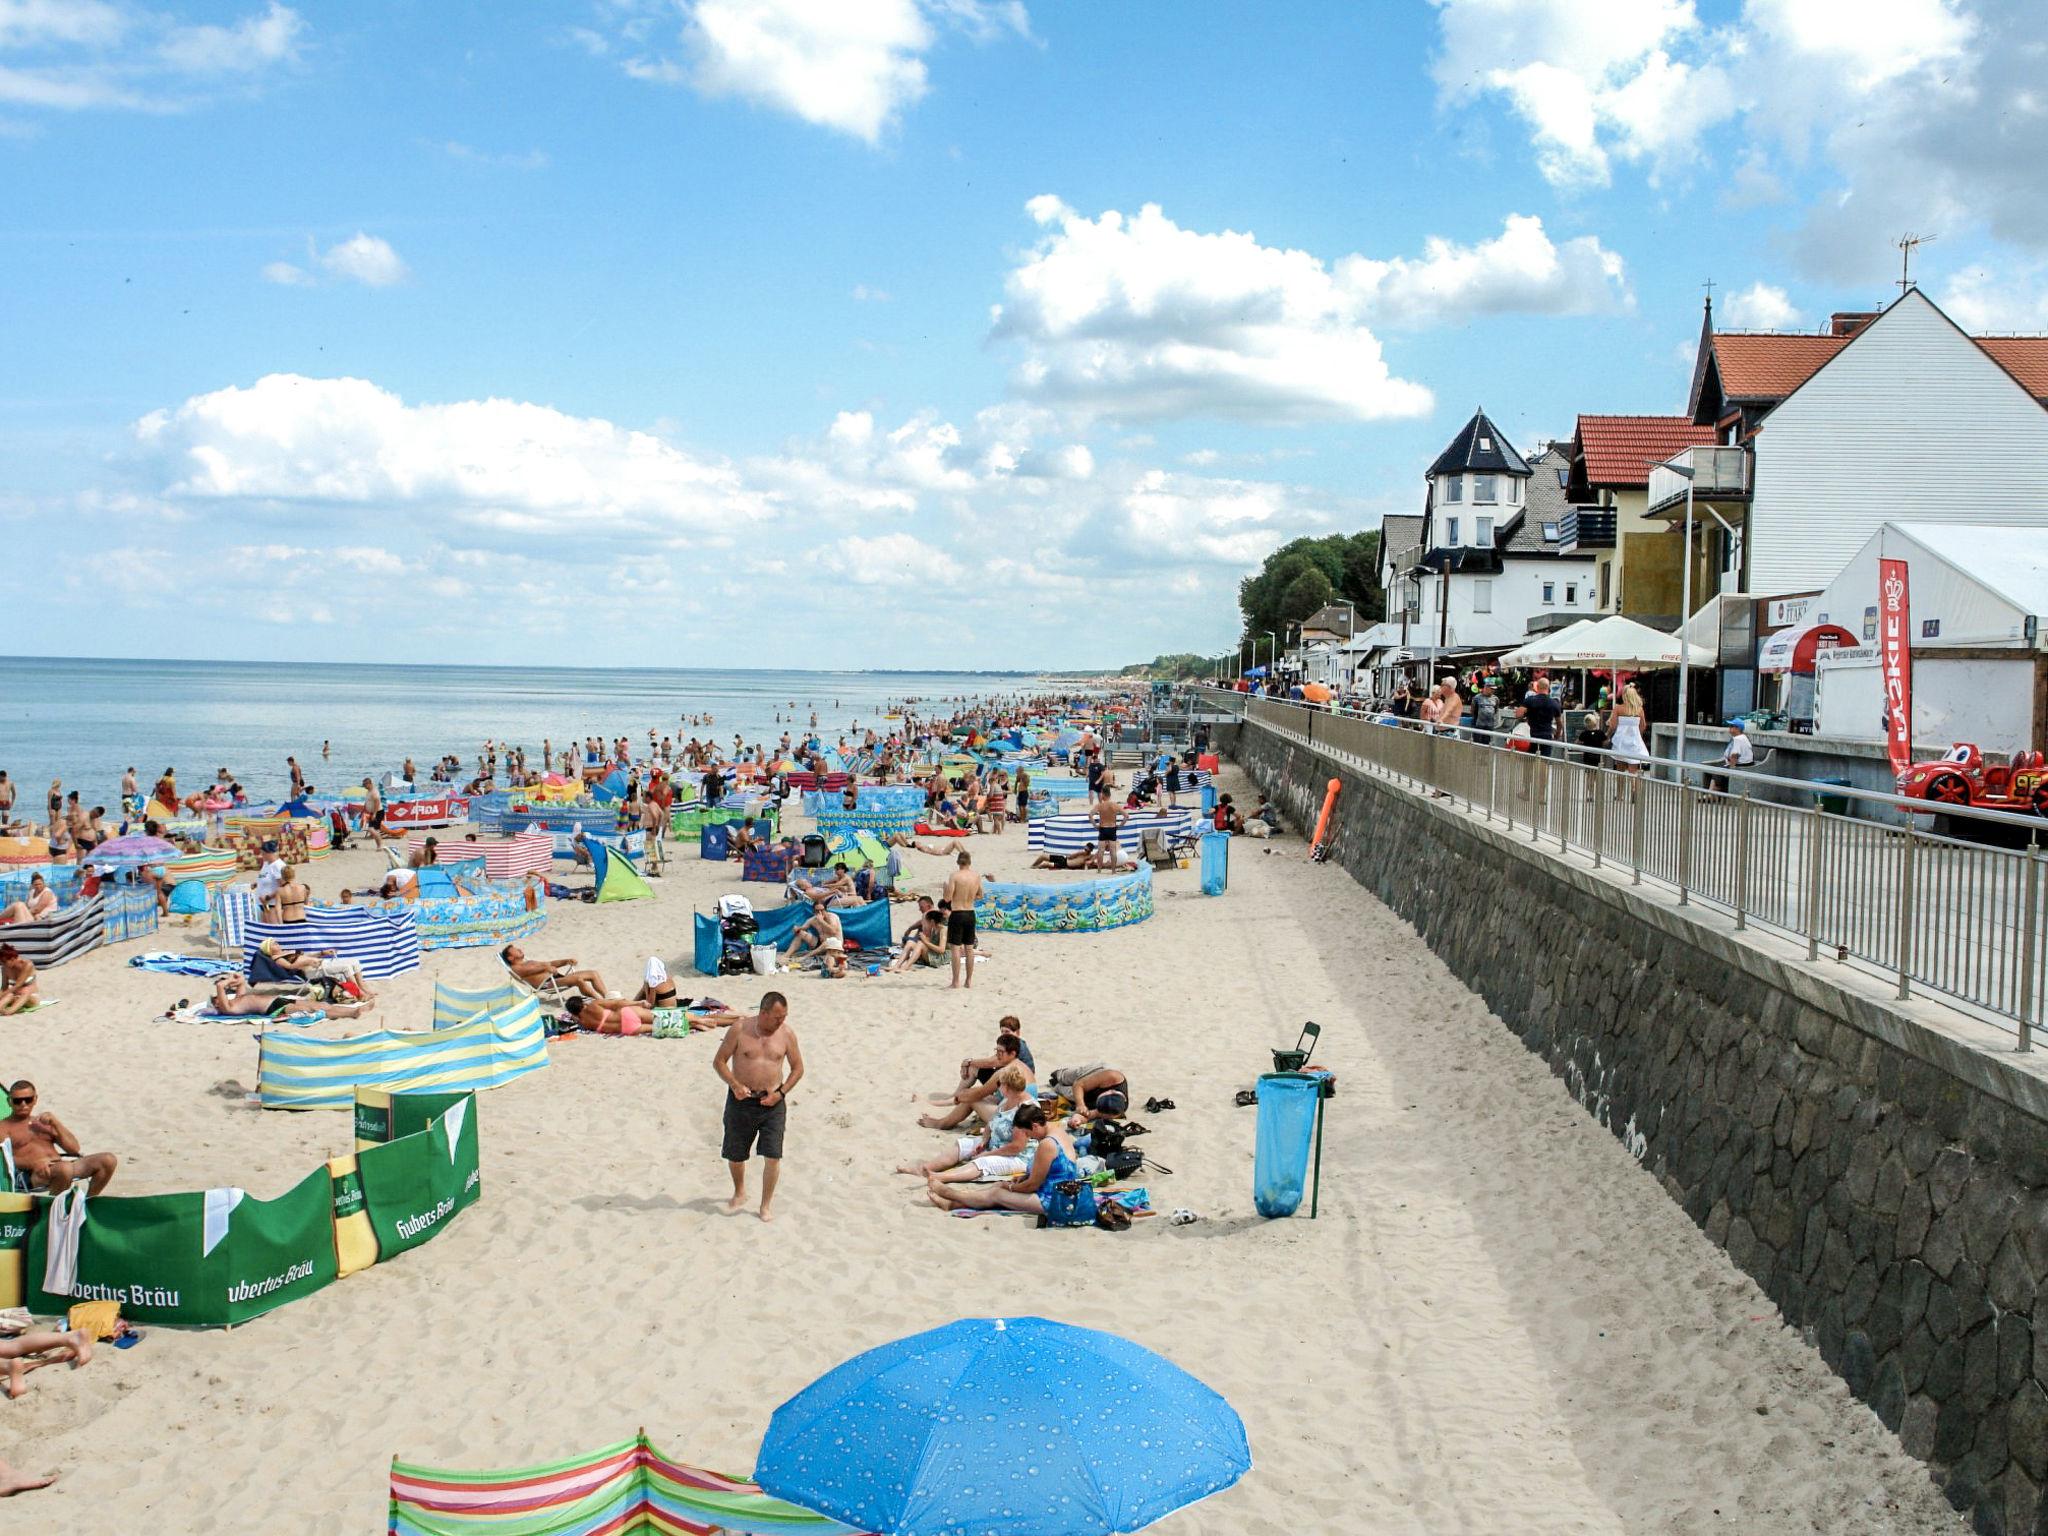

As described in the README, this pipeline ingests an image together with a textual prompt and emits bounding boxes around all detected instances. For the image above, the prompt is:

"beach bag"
[1087,1120,1129,1158]
[651,1008,690,1039]
[1104,1147,1144,1182]
[800,834,829,869]
[749,944,777,976]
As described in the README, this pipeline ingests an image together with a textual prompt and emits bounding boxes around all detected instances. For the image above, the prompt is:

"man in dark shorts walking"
[941,849,983,990]
[712,991,804,1221]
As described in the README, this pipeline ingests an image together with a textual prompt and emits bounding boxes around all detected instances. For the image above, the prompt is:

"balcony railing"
[1647,445,1750,514]
[1559,508,1616,551]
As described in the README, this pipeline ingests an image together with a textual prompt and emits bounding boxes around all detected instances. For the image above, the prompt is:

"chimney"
[1829,311,1878,338]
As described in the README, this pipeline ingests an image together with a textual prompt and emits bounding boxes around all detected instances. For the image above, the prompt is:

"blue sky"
[6,0,2044,669]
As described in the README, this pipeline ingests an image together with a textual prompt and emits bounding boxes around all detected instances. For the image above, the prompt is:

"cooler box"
[1254,1073,1320,1218]
[1200,831,1230,896]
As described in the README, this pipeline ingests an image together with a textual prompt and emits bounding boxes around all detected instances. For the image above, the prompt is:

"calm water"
[0,657,1045,811]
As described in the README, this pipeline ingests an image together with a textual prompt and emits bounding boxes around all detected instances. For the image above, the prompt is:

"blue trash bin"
[1199,783,1217,817]
[1200,830,1230,896]
[700,822,730,860]
[1254,1073,1321,1217]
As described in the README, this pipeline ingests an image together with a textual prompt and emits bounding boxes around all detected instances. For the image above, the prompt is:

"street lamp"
[1665,461,1697,770]
[1263,630,1278,673]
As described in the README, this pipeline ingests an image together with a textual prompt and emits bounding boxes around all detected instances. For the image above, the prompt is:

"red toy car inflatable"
[1896,743,2048,812]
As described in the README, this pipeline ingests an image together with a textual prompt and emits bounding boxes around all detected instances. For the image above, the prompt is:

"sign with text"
[1879,558,1913,776]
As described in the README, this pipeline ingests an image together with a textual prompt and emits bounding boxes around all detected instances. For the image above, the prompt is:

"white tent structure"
[1502,614,1712,670]
[1496,619,1596,668]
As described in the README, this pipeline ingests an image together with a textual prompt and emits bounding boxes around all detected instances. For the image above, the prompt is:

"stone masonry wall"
[1219,720,2048,1536]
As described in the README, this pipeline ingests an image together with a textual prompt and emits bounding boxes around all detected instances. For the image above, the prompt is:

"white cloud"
[1432,0,1729,187]
[318,232,407,286]
[1339,212,1629,327]
[851,282,890,302]
[134,373,772,534]
[840,531,961,584]
[599,0,1029,143]
[0,2,302,113]
[157,1,301,73]
[992,195,1431,425]
[262,233,408,289]
[436,140,550,170]
[1720,281,1803,329]
[1430,0,2048,281]
[992,198,1629,424]
[1936,267,2048,332]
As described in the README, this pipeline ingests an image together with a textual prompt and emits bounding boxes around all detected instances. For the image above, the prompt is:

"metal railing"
[1199,687,2042,1049]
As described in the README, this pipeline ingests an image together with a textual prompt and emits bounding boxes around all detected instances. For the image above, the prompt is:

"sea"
[0,657,1051,810]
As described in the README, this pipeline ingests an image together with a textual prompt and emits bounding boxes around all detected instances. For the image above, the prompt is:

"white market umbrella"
[1509,613,1712,670]
[1500,619,1598,668]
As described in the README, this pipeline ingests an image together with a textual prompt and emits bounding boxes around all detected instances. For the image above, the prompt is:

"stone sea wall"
[1219,719,2048,1536]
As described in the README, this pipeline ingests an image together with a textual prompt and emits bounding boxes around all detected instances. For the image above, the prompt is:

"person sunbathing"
[792,864,859,908]
[788,902,841,966]
[256,939,376,1001]
[897,1064,1033,1180]
[0,874,57,926]
[924,1105,1096,1226]
[0,1327,93,1401]
[562,995,652,1035]
[0,945,38,1016]
[501,943,607,999]
[919,1032,1033,1131]
[3,1082,116,1195]
[208,976,374,1019]
[378,868,419,902]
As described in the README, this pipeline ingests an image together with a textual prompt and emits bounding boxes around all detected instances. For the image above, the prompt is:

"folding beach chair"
[1139,831,1177,871]
[1,1138,26,1194]
[501,956,572,1010]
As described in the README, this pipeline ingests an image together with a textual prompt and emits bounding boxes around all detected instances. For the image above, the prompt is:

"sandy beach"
[0,766,1965,1534]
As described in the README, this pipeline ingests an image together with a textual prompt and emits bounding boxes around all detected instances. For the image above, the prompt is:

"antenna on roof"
[1896,232,1936,294]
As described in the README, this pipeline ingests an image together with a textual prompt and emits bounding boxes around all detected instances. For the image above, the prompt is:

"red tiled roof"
[1709,330,2048,405]
[1976,337,2048,400]
[1709,333,1850,400]
[1574,415,1718,488]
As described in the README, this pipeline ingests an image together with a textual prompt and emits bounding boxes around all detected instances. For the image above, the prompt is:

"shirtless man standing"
[941,849,984,990]
[711,992,804,1222]
[2,1082,117,1196]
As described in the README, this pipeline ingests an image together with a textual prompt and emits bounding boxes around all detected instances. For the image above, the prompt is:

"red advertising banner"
[1879,557,1913,776]
[381,797,471,828]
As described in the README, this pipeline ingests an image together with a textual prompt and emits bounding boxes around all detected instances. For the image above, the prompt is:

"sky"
[6,0,2047,670]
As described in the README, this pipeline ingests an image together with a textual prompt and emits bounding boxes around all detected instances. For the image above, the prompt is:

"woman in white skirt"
[1607,682,1652,779]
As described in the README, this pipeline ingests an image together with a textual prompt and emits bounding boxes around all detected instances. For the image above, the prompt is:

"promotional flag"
[1879,558,1913,776]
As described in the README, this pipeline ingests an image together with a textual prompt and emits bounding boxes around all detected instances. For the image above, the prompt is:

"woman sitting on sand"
[897,1065,1033,1182]
[0,945,39,1016]
[886,907,948,973]
[924,1105,1096,1225]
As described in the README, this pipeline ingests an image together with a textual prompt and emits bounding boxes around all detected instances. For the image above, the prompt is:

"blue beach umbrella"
[755,1316,1250,1536]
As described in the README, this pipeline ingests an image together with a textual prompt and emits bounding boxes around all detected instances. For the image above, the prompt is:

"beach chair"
[501,956,572,1011]
[1139,831,1177,871]
[1,1139,25,1194]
